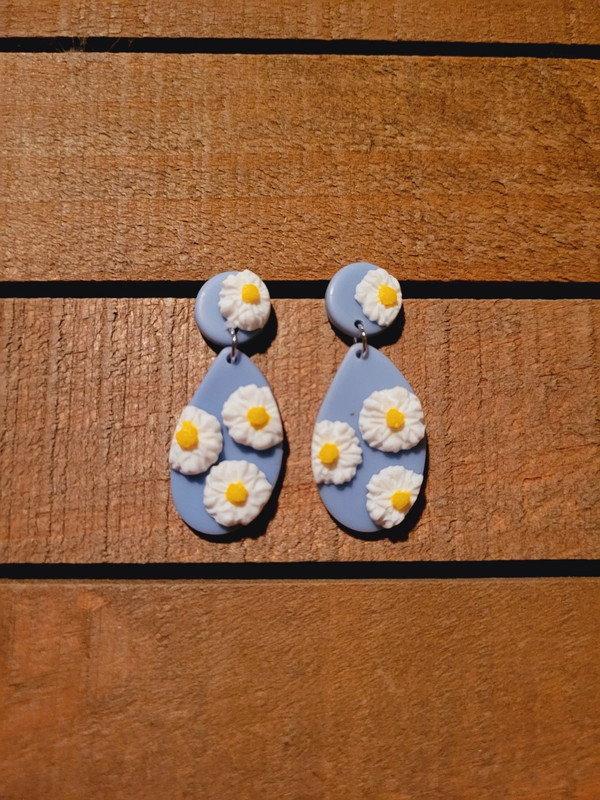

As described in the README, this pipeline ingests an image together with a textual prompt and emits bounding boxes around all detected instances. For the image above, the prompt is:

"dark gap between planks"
[0,37,599,58]
[0,561,598,580]
[1,281,599,300]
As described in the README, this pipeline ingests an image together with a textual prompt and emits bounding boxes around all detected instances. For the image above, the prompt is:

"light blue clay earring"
[311,262,426,533]
[169,270,284,535]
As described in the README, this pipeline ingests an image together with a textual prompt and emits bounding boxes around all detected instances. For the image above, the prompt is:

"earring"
[169,270,284,535]
[311,262,426,533]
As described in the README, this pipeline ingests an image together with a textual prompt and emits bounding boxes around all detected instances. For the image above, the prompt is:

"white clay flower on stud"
[169,405,223,475]
[204,459,272,526]
[366,465,423,528]
[221,384,283,450]
[218,269,271,331]
[311,420,363,485]
[359,386,425,452]
[354,267,402,327]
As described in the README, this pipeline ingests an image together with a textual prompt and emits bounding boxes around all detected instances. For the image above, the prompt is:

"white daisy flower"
[366,465,423,528]
[218,269,271,331]
[169,405,223,475]
[359,386,425,452]
[354,267,402,327]
[311,420,363,485]
[204,459,272,527]
[221,384,283,450]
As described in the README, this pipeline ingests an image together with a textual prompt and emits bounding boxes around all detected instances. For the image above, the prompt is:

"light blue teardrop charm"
[169,271,284,536]
[312,262,427,533]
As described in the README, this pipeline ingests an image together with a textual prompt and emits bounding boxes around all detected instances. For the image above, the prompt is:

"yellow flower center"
[378,285,398,307]
[241,283,260,303]
[175,420,199,449]
[390,490,411,512]
[225,482,248,505]
[386,407,405,430]
[319,442,340,465]
[247,405,270,430]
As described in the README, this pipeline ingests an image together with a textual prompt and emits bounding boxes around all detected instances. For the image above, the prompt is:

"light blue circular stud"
[325,262,399,338]
[195,272,267,347]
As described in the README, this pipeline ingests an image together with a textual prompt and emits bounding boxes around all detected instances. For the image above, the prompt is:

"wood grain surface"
[1,0,599,43]
[1,296,597,563]
[1,579,598,799]
[1,54,598,283]
[1,1,598,792]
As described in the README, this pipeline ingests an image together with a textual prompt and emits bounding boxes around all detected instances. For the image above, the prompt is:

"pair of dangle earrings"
[169,263,426,536]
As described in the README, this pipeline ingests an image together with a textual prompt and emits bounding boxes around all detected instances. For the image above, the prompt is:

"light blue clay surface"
[325,261,399,338]
[195,272,265,347]
[315,343,426,533]
[170,348,283,535]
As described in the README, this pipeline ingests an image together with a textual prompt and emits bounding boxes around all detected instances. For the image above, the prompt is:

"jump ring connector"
[228,327,238,363]
[355,321,368,358]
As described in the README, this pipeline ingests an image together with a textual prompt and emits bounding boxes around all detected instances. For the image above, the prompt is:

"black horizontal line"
[0,37,598,59]
[1,280,598,300]
[0,560,597,580]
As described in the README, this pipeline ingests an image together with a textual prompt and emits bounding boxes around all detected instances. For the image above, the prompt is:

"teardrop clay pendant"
[312,262,426,533]
[169,271,284,536]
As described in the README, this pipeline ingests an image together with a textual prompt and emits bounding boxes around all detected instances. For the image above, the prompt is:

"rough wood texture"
[1,55,598,283]
[1,0,599,42]
[0,580,598,798]
[1,296,597,563]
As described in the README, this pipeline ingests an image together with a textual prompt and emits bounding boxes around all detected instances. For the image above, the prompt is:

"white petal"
[222,384,283,450]
[204,459,272,526]
[366,465,423,528]
[169,405,223,475]
[218,270,271,331]
[312,420,363,485]
[359,387,425,452]
[354,268,402,327]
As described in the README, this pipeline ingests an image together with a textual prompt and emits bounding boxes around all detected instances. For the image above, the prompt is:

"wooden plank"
[1,54,598,283]
[1,296,597,563]
[1,0,599,43]
[0,580,598,798]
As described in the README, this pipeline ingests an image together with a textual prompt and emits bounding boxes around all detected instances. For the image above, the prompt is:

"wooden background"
[0,2,599,797]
